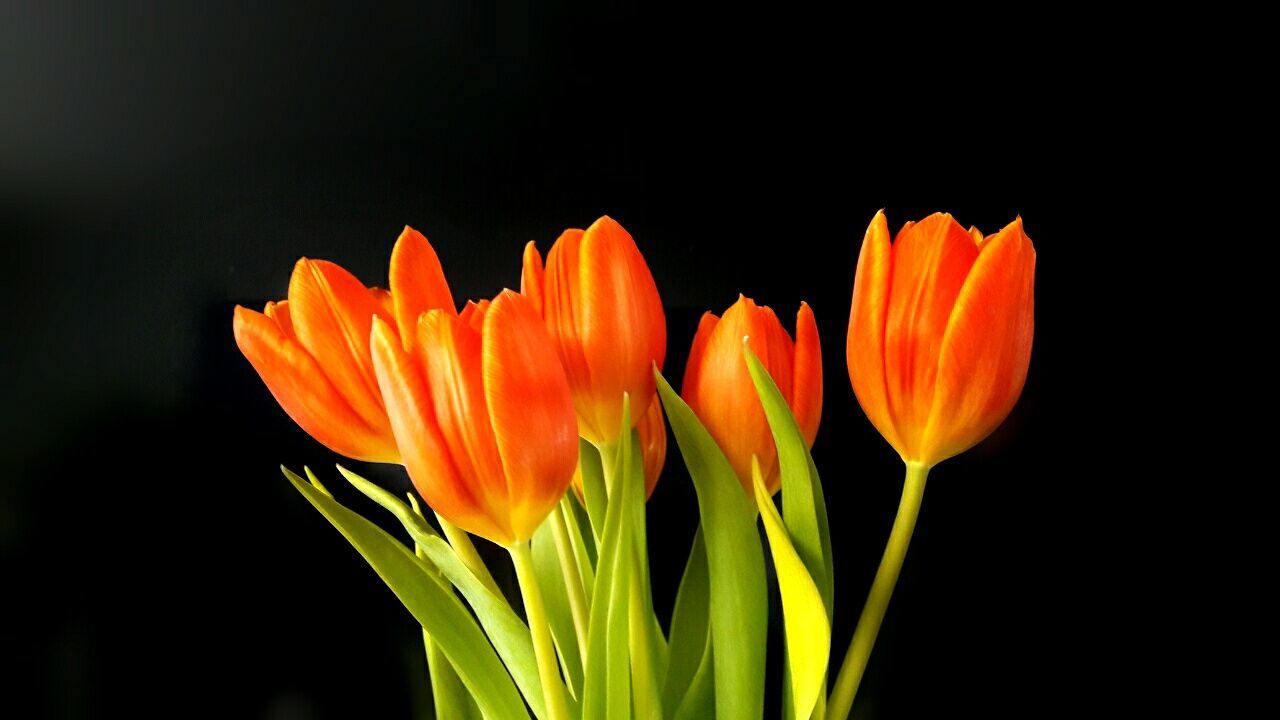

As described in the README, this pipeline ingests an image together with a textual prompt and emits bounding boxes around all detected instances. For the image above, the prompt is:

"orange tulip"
[370,290,578,546]
[846,211,1035,468]
[571,395,668,501]
[233,227,453,463]
[521,216,666,447]
[682,295,822,495]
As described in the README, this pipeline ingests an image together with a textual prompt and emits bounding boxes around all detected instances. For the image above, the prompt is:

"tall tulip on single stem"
[370,290,579,720]
[828,211,1036,719]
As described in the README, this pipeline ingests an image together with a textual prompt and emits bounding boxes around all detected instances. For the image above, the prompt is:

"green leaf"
[561,495,596,602]
[743,344,834,618]
[336,466,553,720]
[663,528,709,713]
[655,370,768,720]
[626,431,663,720]
[579,438,608,545]
[533,514,585,699]
[282,467,530,720]
[425,631,483,720]
[672,626,715,720]
[582,395,636,720]
[752,462,831,720]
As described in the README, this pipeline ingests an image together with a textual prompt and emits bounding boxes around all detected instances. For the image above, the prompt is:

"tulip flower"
[682,295,822,495]
[369,290,578,547]
[232,227,453,463]
[845,211,1035,467]
[521,215,666,447]
[829,211,1035,720]
[571,396,668,501]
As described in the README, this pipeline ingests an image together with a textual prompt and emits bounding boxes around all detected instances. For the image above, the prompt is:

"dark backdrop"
[4,4,1132,718]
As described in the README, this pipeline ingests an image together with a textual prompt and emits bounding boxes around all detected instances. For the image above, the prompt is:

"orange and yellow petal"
[370,317,506,542]
[287,258,392,434]
[882,213,980,459]
[235,305,398,462]
[921,218,1035,464]
[520,242,546,315]
[681,312,720,397]
[847,211,902,454]
[416,310,509,526]
[791,301,823,447]
[390,226,456,348]
[482,290,578,541]
[637,397,667,499]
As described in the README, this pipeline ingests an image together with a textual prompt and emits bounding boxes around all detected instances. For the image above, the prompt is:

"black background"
[4,4,1142,718]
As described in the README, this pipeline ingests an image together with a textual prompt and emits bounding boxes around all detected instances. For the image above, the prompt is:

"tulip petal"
[370,316,507,543]
[638,396,667,499]
[264,300,294,338]
[577,216,667,439]
[882,213,980,458]
[417,310,512,542]
[847,211,903,454]
[288,258,392,434]
[686,297,777,491]
[543,228,598,435]
[922,218,1035,464]
[390,226,456,348]
[681,312,719,397]
[460,299,490,332]
[521,242,545,315]
[235,306,397,462]
[370,288,395,319]
[791,302,823,447]
[482,290,578,541]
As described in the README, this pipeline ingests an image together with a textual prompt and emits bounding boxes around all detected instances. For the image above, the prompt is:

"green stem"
[826,462,930,720]
[510,540,571,720]
[437,512,502,598]
[550,502,590,664]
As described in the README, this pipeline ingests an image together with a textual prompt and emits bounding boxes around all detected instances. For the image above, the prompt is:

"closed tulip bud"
[521,216,666,446]
[370,290,578,546]
[847,211,1035,468]
[233,227,454,463]
[682,296,823,495]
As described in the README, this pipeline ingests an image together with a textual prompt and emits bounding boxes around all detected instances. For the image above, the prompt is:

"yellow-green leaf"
[282,467,530,720]
[656,370,767,720]
[752,460,831,720]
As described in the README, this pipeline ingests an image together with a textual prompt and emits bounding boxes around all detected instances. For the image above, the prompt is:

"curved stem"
[826,462,929,720]
[550,503,590,663]
[436,512,502,598]
[510,540,571,720]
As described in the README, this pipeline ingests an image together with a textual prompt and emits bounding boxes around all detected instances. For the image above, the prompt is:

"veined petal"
[921,218,1036,465]
[370,288,395,319]
[417,310,511,539]
[686,296,778,492]
[637,395,667,499]
[791,301,823,447]
[235,306,397,462]
[264,300,294,339]
[287,258,392,434]
[460,299,490,332]
[847,211,902,454]
[390,226,456,349]
[543,228,597,435]
[576,216,666,441]
[482,290,578,541]
[681,312,719,396]
[520,242,546,315]
[370,317,505,542]
[882,213,980,459]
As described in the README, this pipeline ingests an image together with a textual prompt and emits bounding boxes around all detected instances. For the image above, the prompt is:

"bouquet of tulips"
[233,212,1035,720]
